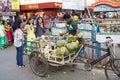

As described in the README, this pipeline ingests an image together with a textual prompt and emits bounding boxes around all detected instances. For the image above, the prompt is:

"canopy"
[20,0,62,10]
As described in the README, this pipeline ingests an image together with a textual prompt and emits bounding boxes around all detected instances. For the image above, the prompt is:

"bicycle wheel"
[104,60,111,80]
[111,59,120,77]
[29,51,49,77]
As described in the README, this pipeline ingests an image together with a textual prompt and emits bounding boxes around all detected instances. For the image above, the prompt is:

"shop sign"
[0,1,2,10]
[55,3,62,8]
[94,5,120,12]
[11,0,20,11]
[0,0,20,11]
[0,0,12,11]
[62,0,85,10]
[85,0,98,6]
[24,4,39,10]
[20,0,62,5]
[0,12,16,16]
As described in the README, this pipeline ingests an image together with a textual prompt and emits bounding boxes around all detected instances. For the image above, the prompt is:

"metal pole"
[85,0,96,59]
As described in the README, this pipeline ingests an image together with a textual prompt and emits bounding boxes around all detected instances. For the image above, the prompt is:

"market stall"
[20,0,62,17]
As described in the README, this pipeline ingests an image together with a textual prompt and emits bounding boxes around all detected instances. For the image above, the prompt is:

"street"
[0,46,119,80]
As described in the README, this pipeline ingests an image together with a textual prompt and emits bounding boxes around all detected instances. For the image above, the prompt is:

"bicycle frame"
[72,45,85,62]
[84,43,111,66]
[72,42,111,67]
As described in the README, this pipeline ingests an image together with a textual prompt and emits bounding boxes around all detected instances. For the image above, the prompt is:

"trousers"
[16,45,24,66]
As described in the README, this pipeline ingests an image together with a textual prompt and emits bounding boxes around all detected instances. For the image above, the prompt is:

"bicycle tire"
[111,59,120,77]
[29,51,49,77]
[104,60,111,80]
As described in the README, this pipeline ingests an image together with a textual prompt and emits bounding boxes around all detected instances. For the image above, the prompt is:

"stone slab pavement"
[0,46,119,80]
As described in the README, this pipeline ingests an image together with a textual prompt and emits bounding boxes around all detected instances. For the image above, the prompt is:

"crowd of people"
[0,10,119,69]
[0,14,50,49]
[0,12,85,68]
[0,12,86,49]
[12,13,64,67]
[0,11,117,50]
[0,18,13,49]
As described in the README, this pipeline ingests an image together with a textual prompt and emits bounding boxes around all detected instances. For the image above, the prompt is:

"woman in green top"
[0,20,7,49]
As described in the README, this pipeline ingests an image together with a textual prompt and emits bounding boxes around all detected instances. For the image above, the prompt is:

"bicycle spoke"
[111,59,120,77]
[104,60,111,80]
[29,51,49,77]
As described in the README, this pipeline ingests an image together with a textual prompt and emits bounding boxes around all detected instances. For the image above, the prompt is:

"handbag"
[14,40,22,47]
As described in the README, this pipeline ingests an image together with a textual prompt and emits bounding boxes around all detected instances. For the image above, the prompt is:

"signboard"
[23,4,39,10]
[0,0,12,11]
[0,11,16,16]
[62,0,85,10]
[94,5,120,12]
[0,0,20,11]
[20,0,62,5]
[0,1,2,10]
[12,0,20,11]
[85,0,98,6]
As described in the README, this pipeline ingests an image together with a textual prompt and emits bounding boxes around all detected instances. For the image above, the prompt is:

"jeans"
[16,44,24,66]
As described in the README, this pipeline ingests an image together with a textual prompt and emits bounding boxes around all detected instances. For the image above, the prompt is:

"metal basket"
[23,41,40,55]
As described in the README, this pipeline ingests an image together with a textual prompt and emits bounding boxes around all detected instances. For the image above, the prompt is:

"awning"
[20,0,62,10]
[20,2,62,10]
[89,0,120,10]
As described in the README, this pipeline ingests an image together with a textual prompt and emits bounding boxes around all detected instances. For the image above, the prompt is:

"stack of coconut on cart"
[35,33,84,66]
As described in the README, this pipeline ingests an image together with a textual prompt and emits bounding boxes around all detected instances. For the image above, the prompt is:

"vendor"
[59,14,79,36]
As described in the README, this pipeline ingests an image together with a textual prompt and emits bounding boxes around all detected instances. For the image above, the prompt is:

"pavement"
[0,46,119,80]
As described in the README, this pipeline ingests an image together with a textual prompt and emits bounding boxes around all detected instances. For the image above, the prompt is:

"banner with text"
[62,0,85,10]
[0,0,20,11]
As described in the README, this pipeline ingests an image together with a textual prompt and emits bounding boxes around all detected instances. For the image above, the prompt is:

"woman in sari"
[4,21,12,46]
[0,20,7,49]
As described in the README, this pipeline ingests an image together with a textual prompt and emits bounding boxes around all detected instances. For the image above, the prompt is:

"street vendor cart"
[24,34,85,77]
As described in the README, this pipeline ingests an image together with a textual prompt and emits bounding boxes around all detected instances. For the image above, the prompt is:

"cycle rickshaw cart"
[24,34,120,80]
[24,34,88,77]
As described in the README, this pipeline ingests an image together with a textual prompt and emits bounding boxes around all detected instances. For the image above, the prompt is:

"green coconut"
[60,46,69,55]
[65,43,74,52]
[66,35,75,43]
[56,47,69,56]
[71,41,79,50]
[56,40,66,47]
[56,47,61,55]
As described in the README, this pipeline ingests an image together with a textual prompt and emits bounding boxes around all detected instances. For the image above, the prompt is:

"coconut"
[56,40,66,47]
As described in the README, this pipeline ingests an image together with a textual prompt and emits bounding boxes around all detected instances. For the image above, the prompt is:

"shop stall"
[20,0,62,17]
